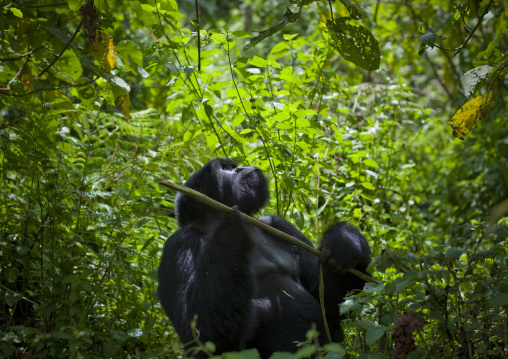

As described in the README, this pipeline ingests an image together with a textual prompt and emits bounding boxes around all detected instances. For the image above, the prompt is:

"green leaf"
[210,33,227,45]
[54,49,83,81]
[106,74,131,95]
[103,342,120,358]
[445,247,465,260]
[338,0,365,20]
[488,294,508,306]
[248,56,268,67]
[327,18,380,71]
[362,182,375,190]
[419,33,437,47]
[117,40,144,68]
[365,325,386,345]
[9,7,23,17]
[68,0,83,11]
[270,42,289,54]
[460,65,493,97]
[134,218,151,229]
[273,112,291,122]
[363,283,385,294]
[232,31,252,38]
[363,159,379,168]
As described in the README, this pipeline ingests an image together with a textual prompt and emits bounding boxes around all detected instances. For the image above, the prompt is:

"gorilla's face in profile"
[175,159,269,226]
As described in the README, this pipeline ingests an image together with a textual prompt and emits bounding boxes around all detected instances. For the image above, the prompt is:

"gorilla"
[158,158,371,358]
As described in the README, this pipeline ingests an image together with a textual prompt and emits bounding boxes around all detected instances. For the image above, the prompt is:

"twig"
[157,178,378,284]
[0,45,44,62]
[453,0,494,57]
[194,0,201,71]
[10,0,66,8]
[35,19,83,80]
[0,55,30,92]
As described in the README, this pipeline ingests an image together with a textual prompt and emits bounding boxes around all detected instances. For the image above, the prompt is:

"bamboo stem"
[157,178,378,284]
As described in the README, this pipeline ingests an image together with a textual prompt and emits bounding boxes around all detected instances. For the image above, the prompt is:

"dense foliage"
[0,0,507,358]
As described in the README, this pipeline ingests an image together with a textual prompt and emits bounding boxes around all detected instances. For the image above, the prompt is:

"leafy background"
[0,0,507,358]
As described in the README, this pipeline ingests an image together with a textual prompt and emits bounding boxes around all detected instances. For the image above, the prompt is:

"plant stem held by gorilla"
[158,178,378,284]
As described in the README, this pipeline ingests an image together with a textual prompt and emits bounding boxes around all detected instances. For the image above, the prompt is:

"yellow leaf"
[91,35,117,72]
[448,91,494,139]
[116,94,131,120]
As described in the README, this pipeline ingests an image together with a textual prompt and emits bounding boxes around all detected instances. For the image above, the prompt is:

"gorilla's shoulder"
[257,215,312,246]
[166,226,204,248]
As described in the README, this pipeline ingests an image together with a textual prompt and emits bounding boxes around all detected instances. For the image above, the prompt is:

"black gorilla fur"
[158,159,371,358]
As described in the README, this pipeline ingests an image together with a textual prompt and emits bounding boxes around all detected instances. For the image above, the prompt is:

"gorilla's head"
[175,159,269,226]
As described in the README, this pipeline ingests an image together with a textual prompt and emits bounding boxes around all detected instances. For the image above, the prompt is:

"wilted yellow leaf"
[448,91,494,139]
[116,94,132,120]
[91,34,117,72]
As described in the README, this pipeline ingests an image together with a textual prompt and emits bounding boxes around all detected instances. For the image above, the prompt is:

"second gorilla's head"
[175,159,269,226]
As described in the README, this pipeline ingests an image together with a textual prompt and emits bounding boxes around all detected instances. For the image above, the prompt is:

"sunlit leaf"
[210,33,227,45]
[9,7,23,17]
[362,182,375,190]
[448,91,494,139]
[460,65,493,97]
[91,35,118,71]
[363,159,379,168]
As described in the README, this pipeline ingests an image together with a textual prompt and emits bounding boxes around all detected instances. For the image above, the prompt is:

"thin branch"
[0,55,30,92]
[0,45,44,62]
[453,0,494,57]
[158,178,378,284]
[35,19,83,81]
[10,0,66,8]
[194,0,201,71]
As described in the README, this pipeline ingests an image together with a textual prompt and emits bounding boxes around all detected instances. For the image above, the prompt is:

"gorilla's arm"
[158,210,255,353]
[256,216,371,343]
[256,215,317,290]
[318,222,371,341]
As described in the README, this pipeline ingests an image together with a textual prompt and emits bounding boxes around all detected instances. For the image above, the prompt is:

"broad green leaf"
[158,0,179,11]
[9,7,23,17]
[445,247,465,260]
[232,31,252,38]
[117,40,143,68]
[270,42,289,54]
[68,0,83,11]
[460,65,493,97]
[338,0,365,20]
[362,182,375,190]
[275,122,293,130]
[278,66,298,83]
[108,75,130,94]
[419,33,437,47]
[272,112,290,122]
[210,33,227,45]
[363,159,379,168]
[249,56,268,67]
[488,294,508,306]
[365,325,386,345]
[54,49,83,81]
[327,18,380,71]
